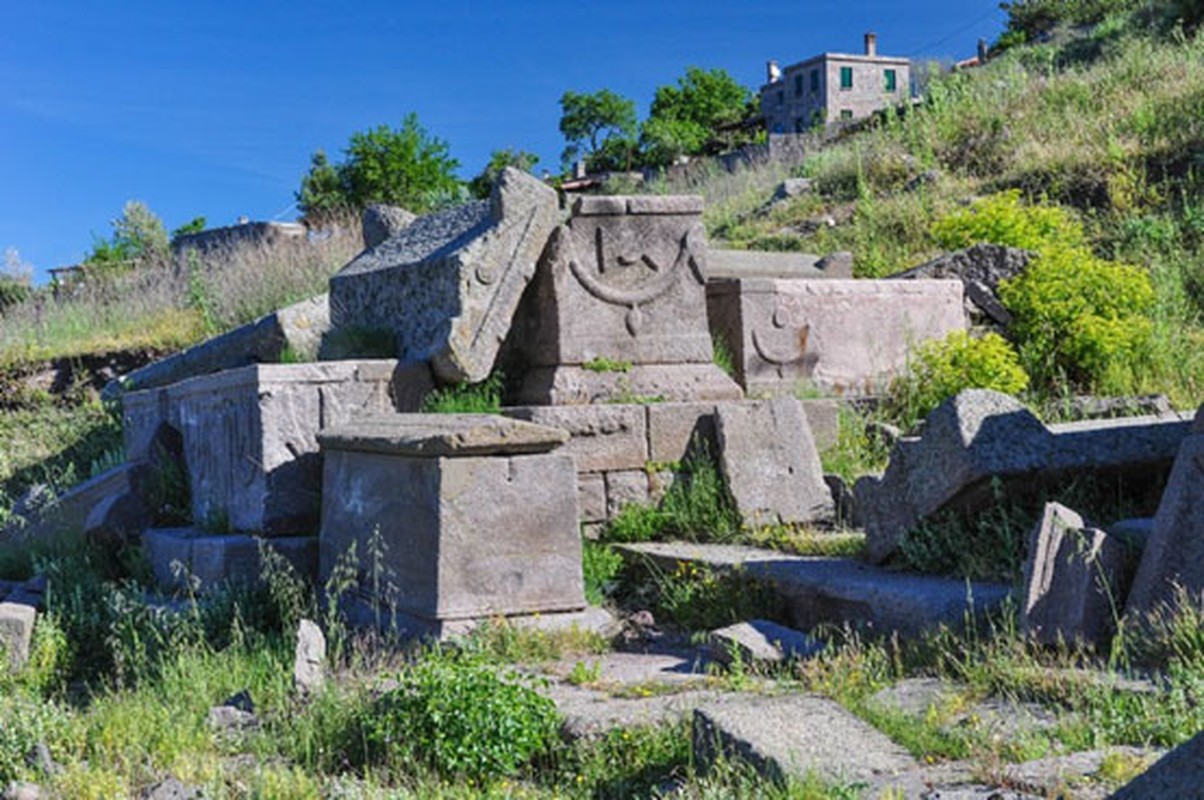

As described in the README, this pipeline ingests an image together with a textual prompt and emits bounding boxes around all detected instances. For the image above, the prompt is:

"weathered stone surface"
[577,473,607,524]
[293,619,325,695]
[123,361,407,535]
[646,402,717,464]
[316,413,567,457]
[361,204,417,250]
[856,390,1190,564]
[0,602,36,669]
[83,490,150,548]
[703,248,827,281]
[815,251,854,277]
[547,686,728,740]
[1126,408,1204,619]
[800,398,840,452]
[708,620,823,665]
[619,542,1012,638]
[0,463,133,545]
[772,177,813,201]
[715,397,832,526]
[104,295,331,398]
[1110,729,1203,799]
[319,426,584,622]
[514,363,742,406]
[693,694,916,784]
[605,470,649,517]
[142,528,317,592]
[706,277,965,396]
[141,776,202,800]
[505,405,648,472]
[516,193,742,403]
[891,244,1034,326]
[331,168,560,383]
[2,782,46,800]
[1021,503,1131,645]
[544,648,715,688]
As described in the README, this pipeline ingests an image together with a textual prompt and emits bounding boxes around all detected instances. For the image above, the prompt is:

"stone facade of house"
[760,33,910,133]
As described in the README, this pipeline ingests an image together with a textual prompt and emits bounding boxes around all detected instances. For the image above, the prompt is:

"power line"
[908,9,1001,57]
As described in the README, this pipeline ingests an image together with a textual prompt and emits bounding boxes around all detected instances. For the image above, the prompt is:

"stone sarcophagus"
[515,195,743,405]
[707,278,965,395]
[317,414,586,635]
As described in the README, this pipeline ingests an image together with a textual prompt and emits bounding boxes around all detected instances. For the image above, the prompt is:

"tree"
[296,113,461,220]
[468,149,540,199]
[170,216,207,241]
[85,200,169,271]
[0,248,32,313]
[640,67,754,166]
[558,89,638,172]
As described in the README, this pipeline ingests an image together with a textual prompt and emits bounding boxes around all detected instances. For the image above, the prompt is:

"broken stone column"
[329,167,561,384]
[1020,502,1130,646]
[513,195,743,404]
[317,414,585,636]
[1125,405,1204,619]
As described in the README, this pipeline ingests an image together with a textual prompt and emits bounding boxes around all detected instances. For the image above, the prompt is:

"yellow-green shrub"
[930,191,1155,391]
[889,331,1030,425]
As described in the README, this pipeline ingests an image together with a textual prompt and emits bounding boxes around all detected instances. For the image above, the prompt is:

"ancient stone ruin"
[9,165,1196,651]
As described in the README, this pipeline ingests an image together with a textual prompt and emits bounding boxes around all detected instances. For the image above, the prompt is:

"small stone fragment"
[293,618,326,695]
[708,619,824,665]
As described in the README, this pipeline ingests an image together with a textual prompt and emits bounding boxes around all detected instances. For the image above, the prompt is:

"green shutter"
[840,67,853,89]
[885,69,897,92]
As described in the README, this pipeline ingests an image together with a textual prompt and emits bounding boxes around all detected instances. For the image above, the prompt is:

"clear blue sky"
[1,1,1006,283]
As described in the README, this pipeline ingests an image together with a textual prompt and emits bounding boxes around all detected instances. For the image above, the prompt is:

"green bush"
[931,191,1156,391]
[0,694,72,783]
[365,650,560,782]
[0,276,30,315]
[420,371,503,414]
[888,331,1030,428]
[604,447,739,543]
[582,540,624,605]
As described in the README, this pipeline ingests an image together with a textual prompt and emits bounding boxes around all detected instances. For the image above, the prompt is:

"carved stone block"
[707,278,965,395]
[330,168,560,383]
[518,195,741,404]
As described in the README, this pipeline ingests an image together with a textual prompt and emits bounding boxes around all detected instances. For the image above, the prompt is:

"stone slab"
[1110,729,1203,799]
[693,694,916,784]
[0,602,36,669]
[0,462,134,545]
[514,363,742,406]
[891,244,1034,326]
[1021,502,1130,646]
[857,390,1190,565]
[618,542,1012,638]
[142,528,317,592]
[715,396,832,526]
[331,168,560,383]
[708,619,824,665]
[646,402,718,464]
[577,473,607,524]
[122,361,410,535]
[504,404,648,473]
[800,397,840,453]
[319,449,583,622]
[706,277,965,396]
[605,470,649,517]
[103,295,331,398]
[703,248,827,281]
[543,648,715,688]
[317,413,568,457]
[543,685,729,740]
[1126,416,1204,618]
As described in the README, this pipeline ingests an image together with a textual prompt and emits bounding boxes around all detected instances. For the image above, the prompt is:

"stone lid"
[318,413,570,457]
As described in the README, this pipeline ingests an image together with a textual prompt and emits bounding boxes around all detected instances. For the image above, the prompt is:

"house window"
[840,109,853,120]
[794,74,804,96]
[884,69,897,92]
[777,90,785,107]
[810,68,820,92]
[840,66,853,89]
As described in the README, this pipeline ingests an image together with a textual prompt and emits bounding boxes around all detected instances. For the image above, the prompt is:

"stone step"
[616,542,1011,637]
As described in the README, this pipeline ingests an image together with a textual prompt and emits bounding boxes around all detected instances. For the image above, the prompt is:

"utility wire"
[908,8,1002,57]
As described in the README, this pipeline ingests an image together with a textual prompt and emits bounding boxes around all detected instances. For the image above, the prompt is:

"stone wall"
[707,278,965,395]
[505,398,839,534]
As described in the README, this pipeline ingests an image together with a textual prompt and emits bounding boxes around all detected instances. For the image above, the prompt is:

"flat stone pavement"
[530,647,1162,797]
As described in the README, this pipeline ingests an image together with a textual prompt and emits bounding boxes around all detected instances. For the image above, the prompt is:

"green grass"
[420,372,503,414]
